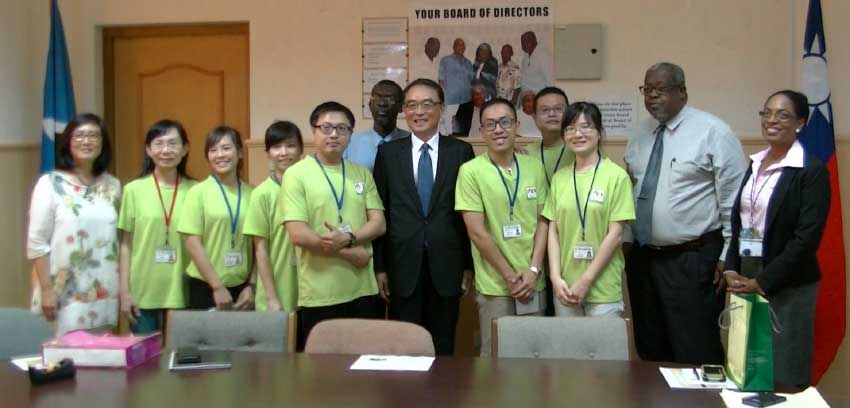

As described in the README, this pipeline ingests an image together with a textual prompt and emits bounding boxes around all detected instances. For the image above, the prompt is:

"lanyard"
[541,143,565,187]
[271,172,281,186]
[572,153,602,241]
[748,169,776,231]
[212,175,242,248]
[152,172,179,246]
[490,153,520,220]
[313,155,346,224]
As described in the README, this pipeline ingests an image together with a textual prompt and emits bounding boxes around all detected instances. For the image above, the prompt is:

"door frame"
[102,22,250,177]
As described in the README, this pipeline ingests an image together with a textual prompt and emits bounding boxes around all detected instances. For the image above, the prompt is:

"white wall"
[9,0,848,144]
[0,0,39,143]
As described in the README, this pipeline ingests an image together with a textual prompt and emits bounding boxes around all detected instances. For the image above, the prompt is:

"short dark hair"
[373,80,403,100]
[480,97,517,124]
[264,120,304,152]
[404,78,445,104]
[766,90,810,123]
[534,87,569,113]
[562,102,605,140]
[309,101,355,129]
[647,62,686,86]
[205,126,244,175]
[55,113,112,177]
[140,119,191,179]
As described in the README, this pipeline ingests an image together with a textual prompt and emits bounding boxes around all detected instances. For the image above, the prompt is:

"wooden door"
[104,23,249,183]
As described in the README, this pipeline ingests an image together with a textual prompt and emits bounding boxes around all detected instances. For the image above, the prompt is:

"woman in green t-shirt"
[178,126,255,310]
[118,119,195,333]
[543,102,635,317]
[243,121,303,312]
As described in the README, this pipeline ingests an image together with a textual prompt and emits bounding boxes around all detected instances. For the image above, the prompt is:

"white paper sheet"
[10,355,44,371]
[350,355,435,372]
[719,387,829,408]
[659,367,738,389]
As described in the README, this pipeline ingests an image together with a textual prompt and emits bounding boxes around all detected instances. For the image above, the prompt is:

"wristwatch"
[529,266,541,279]
[346,232,357,248]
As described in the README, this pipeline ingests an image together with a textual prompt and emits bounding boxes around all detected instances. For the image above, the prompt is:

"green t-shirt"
[523,141,575,187]
[177,176,254,287]
[243,176,297,312]
[117,175,197,309]
[280,157,383,307]
[455,153,548,296]
[542,157,635,303]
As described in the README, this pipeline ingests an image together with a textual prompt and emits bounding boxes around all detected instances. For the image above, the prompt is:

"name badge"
[223,251,243,267]
[154,246,177,264]
[502,223,522,239]
[515,293,541,315]
[739,239,763,257]
[573,244,594,260]
[337,223,353,234]
[354,181,365,195]
[589,189,605,203]
[526,186,537,200]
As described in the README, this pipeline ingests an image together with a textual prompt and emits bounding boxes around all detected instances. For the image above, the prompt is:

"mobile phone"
[742,392,787,407]
[175,347,202,364]
[700,364,726,382]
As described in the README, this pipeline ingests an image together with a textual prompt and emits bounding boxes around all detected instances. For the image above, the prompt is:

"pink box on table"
[42,330,162,368]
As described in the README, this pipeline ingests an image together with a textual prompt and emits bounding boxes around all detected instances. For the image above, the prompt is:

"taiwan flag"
[798,0,845,385]
[41,0,76,173]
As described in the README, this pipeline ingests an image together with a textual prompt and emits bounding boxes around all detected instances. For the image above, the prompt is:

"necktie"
[634,124,665,245]
[417,144,434,216]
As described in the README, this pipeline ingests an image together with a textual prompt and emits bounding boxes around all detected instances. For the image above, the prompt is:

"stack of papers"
[659,367,737,389]
[349,355,435,372]
[719,387,829,407]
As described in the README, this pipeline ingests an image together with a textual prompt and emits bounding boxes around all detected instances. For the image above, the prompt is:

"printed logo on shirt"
[589,189,605,203]
[354,181,366,195]
[526,186,538,200]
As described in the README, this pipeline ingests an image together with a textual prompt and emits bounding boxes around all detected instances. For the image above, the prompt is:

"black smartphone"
[700,364,726,382]
[175,347,202,364]
[742,393,787,407]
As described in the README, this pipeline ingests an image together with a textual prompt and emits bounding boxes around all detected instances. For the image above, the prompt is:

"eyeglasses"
[639,85,683,96]
[150,140,183,151]
[313,123,352,136]
[403,99,441,112]
[758,109,797,122]
[564,124,595,135]
[538,105,565,116]
[71,131,102,143]
[482,117,516,131]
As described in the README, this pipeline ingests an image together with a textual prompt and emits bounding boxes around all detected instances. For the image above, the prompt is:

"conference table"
[0,352,838,407]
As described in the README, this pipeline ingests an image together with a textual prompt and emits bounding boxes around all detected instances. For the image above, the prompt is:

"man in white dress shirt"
[519,31,553,94]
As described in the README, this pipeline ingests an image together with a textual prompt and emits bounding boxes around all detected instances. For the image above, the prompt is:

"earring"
[795,128,801,134]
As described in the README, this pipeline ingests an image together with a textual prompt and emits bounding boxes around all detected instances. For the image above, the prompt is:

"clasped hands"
[322,222,371,267]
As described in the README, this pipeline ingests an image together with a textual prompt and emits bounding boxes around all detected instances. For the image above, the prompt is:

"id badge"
[739,238,763,257]
[572,243,594,260]
[336,224,353,234]
[589,189,605,203]
[502,223,522,239]
[154,246,177,264]
[223,251,243,267]
[515,292,541,315]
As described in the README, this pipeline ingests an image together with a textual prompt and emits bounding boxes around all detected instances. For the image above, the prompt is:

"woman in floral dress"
[27,113,121,335]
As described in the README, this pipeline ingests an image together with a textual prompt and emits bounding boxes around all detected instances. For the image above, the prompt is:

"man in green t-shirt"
[456,98,549,356]
[522,86,572,316]
[281,101,386,348]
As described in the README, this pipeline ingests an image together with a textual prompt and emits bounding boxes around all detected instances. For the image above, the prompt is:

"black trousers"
[389,256,460,356]
[297,295,376,351]
[626,231,725,365]
[187,277,247,310]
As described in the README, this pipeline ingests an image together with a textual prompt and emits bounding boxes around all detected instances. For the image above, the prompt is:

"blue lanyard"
[541,143,565,187]
[212,175,242,248]
[490,153,520,220]
[271,172,281,186]
[313,155,345,224]
[572,153,602,241]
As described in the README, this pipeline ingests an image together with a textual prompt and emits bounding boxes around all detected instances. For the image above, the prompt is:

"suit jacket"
[452,102,475,137]
[373,135,475,297]
[725,152,830,297]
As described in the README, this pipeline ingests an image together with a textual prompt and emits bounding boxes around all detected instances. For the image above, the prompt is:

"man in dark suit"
[373,78,475,355]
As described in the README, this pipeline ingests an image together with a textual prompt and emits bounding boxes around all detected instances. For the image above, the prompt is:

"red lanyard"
[152,172,180,245]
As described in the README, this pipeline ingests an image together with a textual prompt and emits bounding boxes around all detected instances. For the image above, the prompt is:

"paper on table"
[350,355,435,372]
[10,355,45,371]
[719,387,829,408]
[659,367,738,389]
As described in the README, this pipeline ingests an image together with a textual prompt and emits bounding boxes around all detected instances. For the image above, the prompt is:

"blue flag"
[41,0,76,173]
